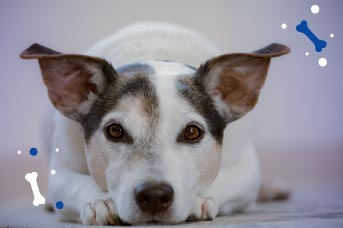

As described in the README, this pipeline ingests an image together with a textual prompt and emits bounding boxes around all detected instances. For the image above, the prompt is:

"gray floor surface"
[0,184,342,228]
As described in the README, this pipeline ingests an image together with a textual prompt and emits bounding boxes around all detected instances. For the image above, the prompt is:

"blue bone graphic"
[296,20,327,52]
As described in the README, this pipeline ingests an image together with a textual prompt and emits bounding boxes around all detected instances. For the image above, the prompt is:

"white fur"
[45,22,260,224]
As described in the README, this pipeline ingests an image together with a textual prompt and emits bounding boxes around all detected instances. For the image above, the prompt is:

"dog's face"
[21,43,289,224]
[82,61,225,224]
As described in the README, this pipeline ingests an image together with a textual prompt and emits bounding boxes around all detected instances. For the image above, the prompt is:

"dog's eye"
[104,122,133,144]
[177,123,204,144]
[184,125,202,141]
[105,123,125,139]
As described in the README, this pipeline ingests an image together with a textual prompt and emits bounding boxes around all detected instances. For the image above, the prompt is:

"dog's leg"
[193,142,260,220]
[49,168,120,225]
[187,195,218,221]
[45,113,120,225]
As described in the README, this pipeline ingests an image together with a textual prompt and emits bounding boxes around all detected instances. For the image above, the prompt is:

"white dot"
[330,33,334,38]
[311,5,320,14]
[55,148,60,152]
[318,58,327,67]
[17,150,22,155]
[305,52,309,56]
[281,23,287,29]
[51,169,56,175]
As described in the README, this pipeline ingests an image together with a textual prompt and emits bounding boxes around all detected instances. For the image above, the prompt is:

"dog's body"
[21,23,289,225]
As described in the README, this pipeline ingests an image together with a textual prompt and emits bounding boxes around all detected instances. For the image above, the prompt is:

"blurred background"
[0,0,342,205]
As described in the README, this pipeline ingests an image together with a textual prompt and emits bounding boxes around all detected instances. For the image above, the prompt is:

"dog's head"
[21,43,289,224]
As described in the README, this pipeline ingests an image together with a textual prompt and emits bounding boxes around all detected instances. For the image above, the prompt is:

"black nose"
[135,182,174,214]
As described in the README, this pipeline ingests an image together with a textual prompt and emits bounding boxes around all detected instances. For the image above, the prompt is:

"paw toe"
[93,199,111,225]
[187,196,218,222]
[80,202,96,225]
[201,197,218,221]
[81,198,120,225]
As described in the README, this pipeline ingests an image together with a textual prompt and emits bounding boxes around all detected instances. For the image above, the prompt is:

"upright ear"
[20,43,117,121]
[195,43,290,122]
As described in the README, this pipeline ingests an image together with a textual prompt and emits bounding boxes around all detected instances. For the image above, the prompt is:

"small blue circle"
[56,201,64,209]
[29,147,38,156]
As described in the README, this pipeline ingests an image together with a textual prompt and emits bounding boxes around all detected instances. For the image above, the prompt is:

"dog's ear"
[20,43,117,121]
[195,43,290,122]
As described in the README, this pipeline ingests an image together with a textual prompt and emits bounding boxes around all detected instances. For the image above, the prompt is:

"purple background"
[0,0,342,202]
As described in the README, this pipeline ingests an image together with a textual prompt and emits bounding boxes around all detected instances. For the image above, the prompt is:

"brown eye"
[177,123,204,144]
[184,125,202,140]
[106,123,124,139]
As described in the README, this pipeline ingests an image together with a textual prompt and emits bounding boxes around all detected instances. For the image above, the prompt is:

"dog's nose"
[135,182,174,214]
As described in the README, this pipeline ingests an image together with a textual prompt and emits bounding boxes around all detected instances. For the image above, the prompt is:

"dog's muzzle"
[134,181,174,214]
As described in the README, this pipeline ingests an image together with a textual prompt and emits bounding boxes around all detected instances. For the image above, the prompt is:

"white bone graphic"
[25,172,46,206]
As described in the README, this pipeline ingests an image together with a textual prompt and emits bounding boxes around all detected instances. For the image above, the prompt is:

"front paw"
[187,196,218,221]
[80,198,121,225]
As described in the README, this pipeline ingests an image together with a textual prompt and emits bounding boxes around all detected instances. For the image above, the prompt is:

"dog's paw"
[80,198,121,225]
[187,196,218,222]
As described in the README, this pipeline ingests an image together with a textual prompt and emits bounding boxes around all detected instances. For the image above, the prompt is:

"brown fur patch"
[258,182,291,202]
[86,142,109,191]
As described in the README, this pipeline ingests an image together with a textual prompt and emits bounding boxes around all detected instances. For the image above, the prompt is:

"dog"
[20,22,290,225]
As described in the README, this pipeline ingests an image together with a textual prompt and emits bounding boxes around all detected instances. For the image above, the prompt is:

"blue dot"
[55,201,64,209]
[29,147,38,156]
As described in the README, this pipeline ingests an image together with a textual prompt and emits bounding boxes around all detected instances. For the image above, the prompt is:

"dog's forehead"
[116,60,196,77]
[116,62,155,76]
[143,60,196,76]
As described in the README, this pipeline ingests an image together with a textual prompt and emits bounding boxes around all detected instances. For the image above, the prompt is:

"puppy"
[20,23,290,225]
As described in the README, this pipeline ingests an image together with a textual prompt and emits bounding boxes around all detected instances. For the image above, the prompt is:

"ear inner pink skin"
[39,57,99,119]
[20,43,113,121]
[197,43,290,121]
[215,56,270,118]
